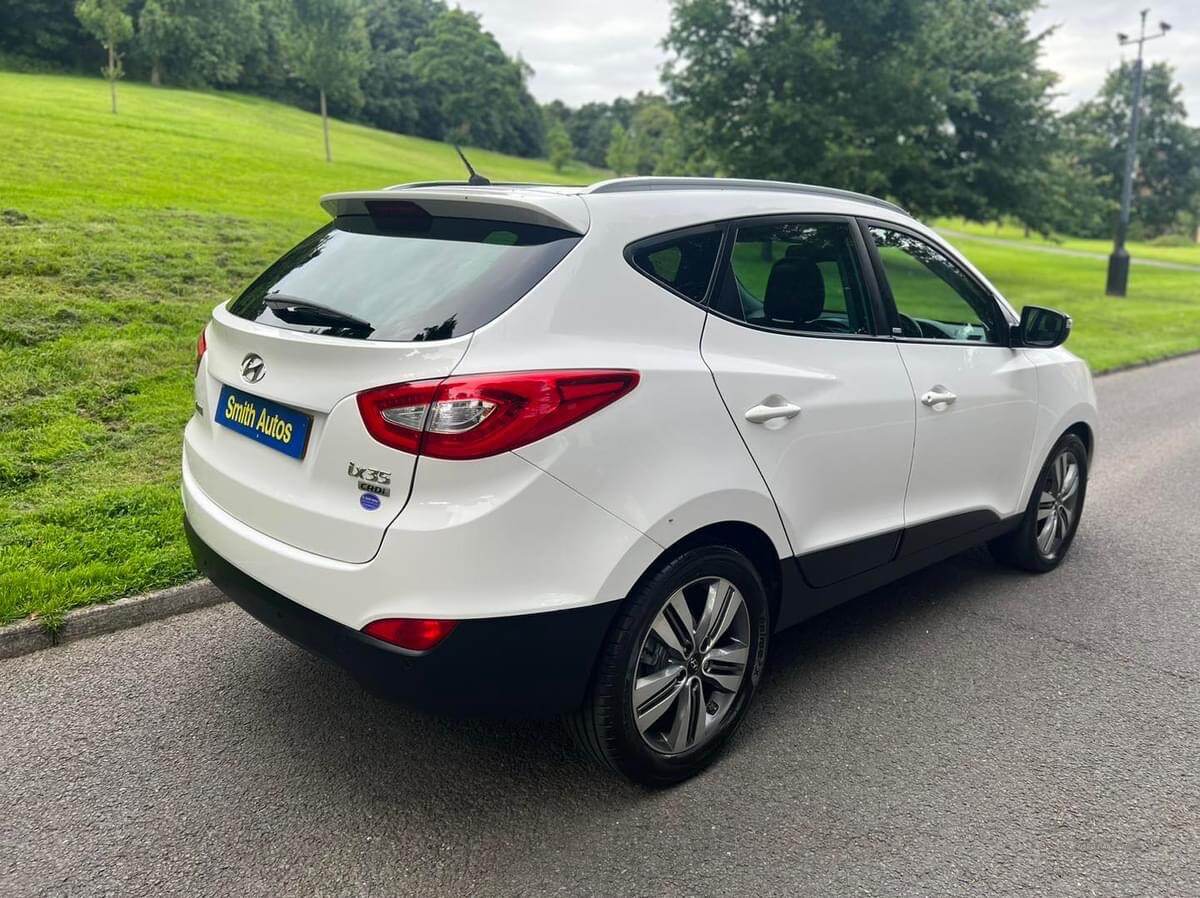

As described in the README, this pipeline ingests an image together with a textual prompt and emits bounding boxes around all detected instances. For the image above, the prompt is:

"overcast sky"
[456,0,1200,118]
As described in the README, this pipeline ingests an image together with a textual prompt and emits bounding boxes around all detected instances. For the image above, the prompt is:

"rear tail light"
[362,617,458,651]
[357,369,639,460]
[195,325,207,373]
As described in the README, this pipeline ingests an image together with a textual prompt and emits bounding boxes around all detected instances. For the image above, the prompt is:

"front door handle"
[745,399,803,425]
[920,386,957,410]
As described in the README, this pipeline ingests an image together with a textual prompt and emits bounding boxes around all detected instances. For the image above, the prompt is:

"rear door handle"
[920,386,957,409]
[745,399,802,425]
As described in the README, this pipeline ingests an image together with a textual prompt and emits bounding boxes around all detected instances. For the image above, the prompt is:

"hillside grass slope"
[1,71,1198,626]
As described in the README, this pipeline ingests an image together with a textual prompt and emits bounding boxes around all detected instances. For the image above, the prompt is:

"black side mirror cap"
[1013,305,1072,348]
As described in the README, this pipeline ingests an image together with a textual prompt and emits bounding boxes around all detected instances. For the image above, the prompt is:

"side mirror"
[1014,305,1072,348]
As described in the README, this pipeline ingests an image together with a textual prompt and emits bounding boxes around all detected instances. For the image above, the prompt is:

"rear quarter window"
[628,229,723,302]
[228,214,580,342]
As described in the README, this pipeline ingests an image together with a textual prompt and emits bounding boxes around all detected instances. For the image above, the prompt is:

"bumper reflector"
[362,617,458,651]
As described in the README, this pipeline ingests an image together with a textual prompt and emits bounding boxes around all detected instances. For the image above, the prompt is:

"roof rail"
[586,177,908,215]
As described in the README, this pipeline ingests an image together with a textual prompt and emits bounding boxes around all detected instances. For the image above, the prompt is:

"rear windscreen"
[227,213,580,342]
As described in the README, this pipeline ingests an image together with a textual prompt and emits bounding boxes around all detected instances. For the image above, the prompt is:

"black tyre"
[990,433,1088,573]
[567,545,770,787]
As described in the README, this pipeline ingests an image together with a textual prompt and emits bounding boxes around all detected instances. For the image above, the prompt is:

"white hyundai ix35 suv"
[184,176,1097,785]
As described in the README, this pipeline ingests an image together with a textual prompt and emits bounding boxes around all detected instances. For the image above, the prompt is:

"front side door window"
[867,226,1001,343]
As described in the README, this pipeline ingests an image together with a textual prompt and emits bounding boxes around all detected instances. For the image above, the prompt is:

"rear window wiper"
[263,294,374,333]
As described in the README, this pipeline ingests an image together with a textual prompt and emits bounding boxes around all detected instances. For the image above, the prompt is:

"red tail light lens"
[362,617,458,651]
[357,369,639,460]
[357,380,441,455]
[195,325,208,373]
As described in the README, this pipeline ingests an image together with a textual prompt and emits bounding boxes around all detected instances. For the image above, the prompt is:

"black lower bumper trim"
[185,519,620,717]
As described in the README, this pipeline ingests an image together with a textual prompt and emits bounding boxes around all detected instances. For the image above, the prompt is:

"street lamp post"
[1106,9,1171,297]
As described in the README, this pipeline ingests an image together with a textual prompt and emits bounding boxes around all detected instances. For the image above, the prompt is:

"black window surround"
[623,213,1014,347]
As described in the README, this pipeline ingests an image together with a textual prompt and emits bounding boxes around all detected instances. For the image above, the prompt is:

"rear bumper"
[186,520,620,717]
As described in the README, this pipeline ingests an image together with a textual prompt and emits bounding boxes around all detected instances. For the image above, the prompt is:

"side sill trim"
[778,512,1020,631]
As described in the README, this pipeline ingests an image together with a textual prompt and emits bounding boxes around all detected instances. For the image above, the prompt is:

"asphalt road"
[4,355,1199,897]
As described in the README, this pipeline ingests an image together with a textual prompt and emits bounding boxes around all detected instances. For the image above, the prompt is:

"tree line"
[3,0,1197,239]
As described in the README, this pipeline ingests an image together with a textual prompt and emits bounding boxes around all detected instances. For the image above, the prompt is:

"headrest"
[764,258,825,325]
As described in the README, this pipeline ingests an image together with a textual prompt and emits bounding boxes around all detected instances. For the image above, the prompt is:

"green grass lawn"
[1,71,1198,629]
[935,217,1200,268]
[949,236,1200,370]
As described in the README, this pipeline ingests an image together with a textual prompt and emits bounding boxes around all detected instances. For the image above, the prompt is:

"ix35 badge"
[348,461,391,497]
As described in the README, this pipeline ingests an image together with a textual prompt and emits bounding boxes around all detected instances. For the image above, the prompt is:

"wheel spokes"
[702,644,748,693]
[696,580,743,652]
[1056,505,1072,536]
[634,665,685,733]
[1037,491,1056,522]
[634,575,753,756]
[1060,461,1079,502]
[1037,513,1058,554]
[666,678,704,753]
[650,595,694,659]
[1034,450,1082,559]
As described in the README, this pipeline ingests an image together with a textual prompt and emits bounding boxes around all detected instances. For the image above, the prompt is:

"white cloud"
[1031,0,1200,116]
[455,0,672,105]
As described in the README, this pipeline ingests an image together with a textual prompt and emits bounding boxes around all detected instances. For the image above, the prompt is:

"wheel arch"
[1017,400,1098,513]
[1063,420,1094,461]
[634,520,785,631]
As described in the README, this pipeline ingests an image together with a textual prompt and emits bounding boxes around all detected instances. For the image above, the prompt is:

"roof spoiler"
[320,189,589,234]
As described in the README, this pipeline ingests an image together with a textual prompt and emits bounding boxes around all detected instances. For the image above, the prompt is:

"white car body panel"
[461,195,791,559]
[183,448,661,627]
[895,342,1038,524]
[1019,346,1099,501]
[188,304,470,562]
[699,313,915,554]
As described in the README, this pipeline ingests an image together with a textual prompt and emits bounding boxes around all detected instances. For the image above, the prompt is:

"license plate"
[215,384,313,460]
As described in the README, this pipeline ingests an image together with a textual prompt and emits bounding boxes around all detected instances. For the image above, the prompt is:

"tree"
[134,0,263,88]
[410,9,545,157]
[285,0,369,162]
[662,0,1060,225]
[359,0,443,137]
[136,0,169,85]
[1064,62,1200,239]
[75,0,133,113]
[606,123,635,176]
[547,120,573,172]
[1011,148,1114,239]
[1,0,92,70]
[627,99,678,175]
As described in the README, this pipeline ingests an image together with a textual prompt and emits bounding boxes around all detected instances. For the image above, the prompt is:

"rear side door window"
[866,226,1001,343]
[713,221,875,336]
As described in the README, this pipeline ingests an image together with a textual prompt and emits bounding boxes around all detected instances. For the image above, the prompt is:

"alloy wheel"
[1036,449,1081,558]
[632,577,751,756]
